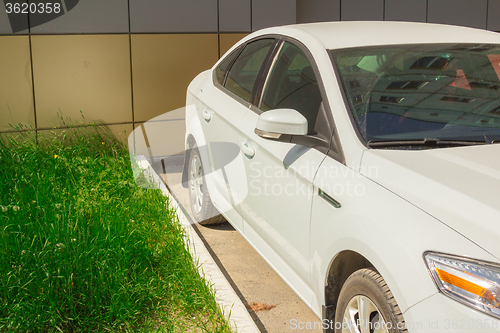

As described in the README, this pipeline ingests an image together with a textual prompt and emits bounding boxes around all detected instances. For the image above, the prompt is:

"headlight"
[425,252,500,319]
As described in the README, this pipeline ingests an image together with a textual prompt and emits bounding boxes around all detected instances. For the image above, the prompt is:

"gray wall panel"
[130,0,218,33]
[487,0,500,31]
[219,0,251,32]
[296,0,340,23]
[0,3,14,34]
[428,0,487,29]
[30,0,129,34]
[341,0,384,21]
[385,0,427,22]
[1,1,29,34]
[252,0,296,31]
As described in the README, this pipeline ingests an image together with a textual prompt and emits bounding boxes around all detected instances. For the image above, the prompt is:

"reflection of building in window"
[450,69,471,90]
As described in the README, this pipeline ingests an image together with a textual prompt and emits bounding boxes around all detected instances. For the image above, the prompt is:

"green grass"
[0,124,231,332]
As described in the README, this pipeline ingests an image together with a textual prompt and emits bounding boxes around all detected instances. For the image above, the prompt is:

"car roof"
[257,21,500,50]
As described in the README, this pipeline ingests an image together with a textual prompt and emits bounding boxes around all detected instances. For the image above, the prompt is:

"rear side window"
[224,39,275,103]
[214,47,241,86]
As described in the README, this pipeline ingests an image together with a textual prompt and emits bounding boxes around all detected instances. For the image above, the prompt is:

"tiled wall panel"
[0,36,35,131]
[130,0,218,33]
[0,3,12,33]
[385,0,427,22]
[427,0,487,29]
[341,0,384,21]
[0,1,29,34]
[0,129,36,144]
[141,107,186,157]
[29,0,129,34]
[252,0,296,30]
[131,34,218,122]
[31,35,132,128]
[220,33,248,57]
[106,123,133,145]
[39,123,132,146]
[296,0,340,23]
[219,0,251,32]
[3,0,500,138]
[487,0,500,31]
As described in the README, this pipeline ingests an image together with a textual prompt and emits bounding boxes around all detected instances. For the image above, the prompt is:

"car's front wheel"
[188,145,225,225]
[335,268,407,333]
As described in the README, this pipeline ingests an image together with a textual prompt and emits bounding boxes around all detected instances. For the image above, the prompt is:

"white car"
[183,21,500,332]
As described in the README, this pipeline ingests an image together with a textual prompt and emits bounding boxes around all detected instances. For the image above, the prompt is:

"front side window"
[331,44,500,147]
[224,39,275,103]
[261,42,322,134]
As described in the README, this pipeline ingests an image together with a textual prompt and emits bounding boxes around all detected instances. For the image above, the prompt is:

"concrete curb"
[138,157,260,333]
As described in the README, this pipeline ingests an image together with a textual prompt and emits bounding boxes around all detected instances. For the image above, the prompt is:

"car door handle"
[240,141,255,158]
[202,109,211,122]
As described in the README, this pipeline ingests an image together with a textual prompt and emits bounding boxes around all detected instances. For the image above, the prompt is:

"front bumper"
[403,293,500,332]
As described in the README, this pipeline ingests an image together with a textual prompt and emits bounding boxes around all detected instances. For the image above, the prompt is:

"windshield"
[331,44,500,146]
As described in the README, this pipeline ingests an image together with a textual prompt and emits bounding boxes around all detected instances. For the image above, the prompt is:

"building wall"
[0,0,499,142]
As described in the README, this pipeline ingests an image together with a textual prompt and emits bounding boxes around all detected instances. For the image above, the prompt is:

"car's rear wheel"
[188,145,225,225]
[335,268,407,333]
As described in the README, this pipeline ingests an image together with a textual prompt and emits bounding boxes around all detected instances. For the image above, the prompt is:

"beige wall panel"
[131,34,218,122]
[31,35,132,128]
[108,123,134,146]
[142,106,186,157]
[0,36,35,132]
[220,33,248,57]
[38,123,133,147]
[0,130,36,146]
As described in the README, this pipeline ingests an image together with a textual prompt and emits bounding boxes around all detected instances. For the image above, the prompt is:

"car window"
[260,42,322,134]
[224,39,275,103]
[331,43,500,145]
[214,46,242,86]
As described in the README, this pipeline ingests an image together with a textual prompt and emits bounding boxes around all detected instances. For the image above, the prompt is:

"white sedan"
[183,21,500,332]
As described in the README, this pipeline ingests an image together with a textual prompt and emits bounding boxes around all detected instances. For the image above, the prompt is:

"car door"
[235,40,334,300]
[199,38,277,231]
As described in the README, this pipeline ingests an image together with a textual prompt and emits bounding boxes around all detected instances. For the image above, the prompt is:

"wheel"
[334,268,407,333]
[188,145,225,225]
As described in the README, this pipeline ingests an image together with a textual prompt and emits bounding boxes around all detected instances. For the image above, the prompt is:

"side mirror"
[254,108,307,140]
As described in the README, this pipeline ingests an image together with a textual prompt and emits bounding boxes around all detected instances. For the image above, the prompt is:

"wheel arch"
[323,250,374,322]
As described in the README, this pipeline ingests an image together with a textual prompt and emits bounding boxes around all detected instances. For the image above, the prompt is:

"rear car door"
[235,40,335,300]
[200,38,277,230]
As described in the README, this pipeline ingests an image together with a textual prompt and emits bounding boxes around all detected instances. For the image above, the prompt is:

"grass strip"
[0,124,231,332]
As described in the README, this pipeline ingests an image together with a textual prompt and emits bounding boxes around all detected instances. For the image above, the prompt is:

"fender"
[310,175,499,318]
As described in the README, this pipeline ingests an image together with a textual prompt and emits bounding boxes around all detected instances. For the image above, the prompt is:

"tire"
[334,268,407,333]
[188,145,225,225]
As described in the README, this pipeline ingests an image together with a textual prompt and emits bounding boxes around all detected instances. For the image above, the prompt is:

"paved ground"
[153,156,322,333]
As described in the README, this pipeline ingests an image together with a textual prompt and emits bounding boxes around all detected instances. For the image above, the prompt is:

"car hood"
[360,144,500,261]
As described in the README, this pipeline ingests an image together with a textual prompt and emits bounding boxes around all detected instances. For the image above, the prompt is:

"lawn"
[0,124,231,332]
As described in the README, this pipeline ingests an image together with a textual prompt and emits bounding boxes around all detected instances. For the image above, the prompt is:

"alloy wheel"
[342,295,388,333]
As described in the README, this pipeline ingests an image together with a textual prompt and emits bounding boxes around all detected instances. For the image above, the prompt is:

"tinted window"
[214,47,241,86]
[225,39,275,103]
[331,43,500,144]
[261,42,322,134]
